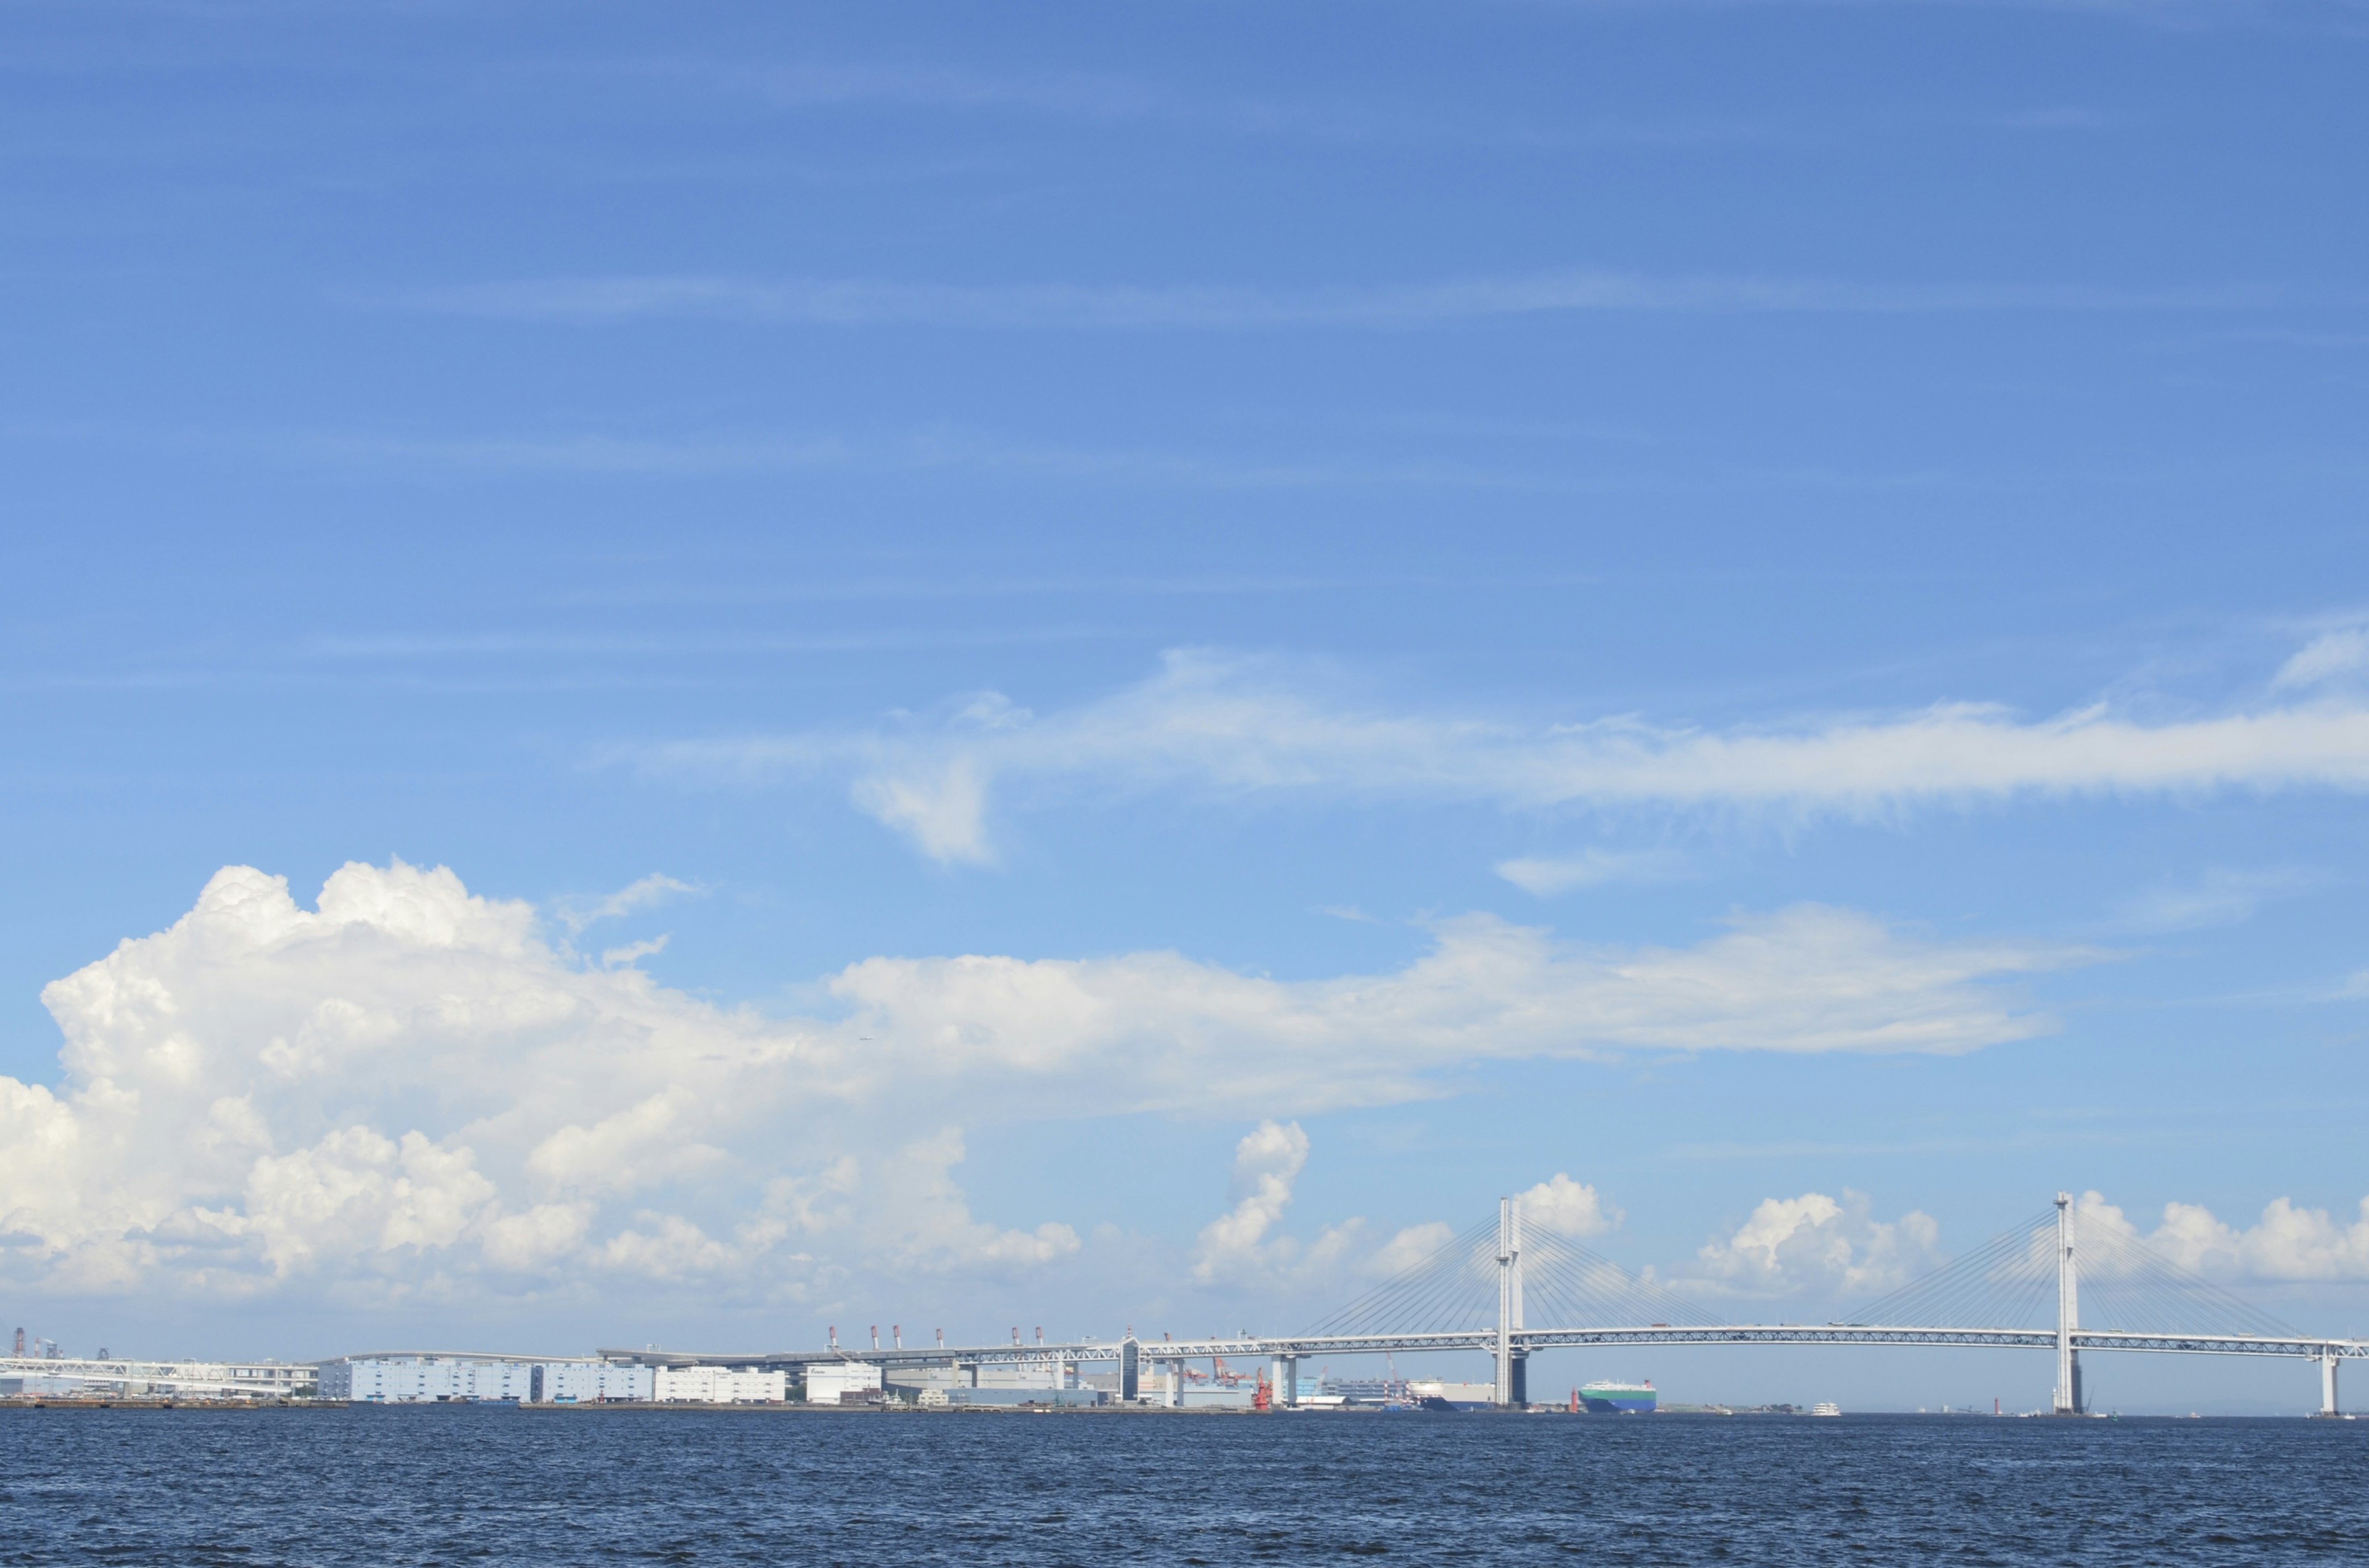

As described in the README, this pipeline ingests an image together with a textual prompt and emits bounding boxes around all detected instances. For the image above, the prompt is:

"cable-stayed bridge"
[618,1194,2364,1416]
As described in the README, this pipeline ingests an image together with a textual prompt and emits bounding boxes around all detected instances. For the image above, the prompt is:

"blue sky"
[2,0,2367,1410]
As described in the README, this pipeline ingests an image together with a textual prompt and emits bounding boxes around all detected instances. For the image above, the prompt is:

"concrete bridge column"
[1495,1195,1524,1408]
[2320,1348,2341,1418]
[2053,1192,2082,1416]
[1271,1355,1297,1408]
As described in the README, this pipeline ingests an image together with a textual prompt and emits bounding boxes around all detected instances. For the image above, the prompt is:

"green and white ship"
[1579,1379,1656,1414]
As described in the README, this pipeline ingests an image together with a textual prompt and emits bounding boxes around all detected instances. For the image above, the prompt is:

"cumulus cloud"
[634,649,2369,865]
[1194,1122,1309,1281]
[0,861,1065,1303]
[1518,1174,1621,1239]
[2078,1190,2369,1282]
[1689,1190,1943,1298]
[0,860,2068,1302]
[1366,1220,1458,1278]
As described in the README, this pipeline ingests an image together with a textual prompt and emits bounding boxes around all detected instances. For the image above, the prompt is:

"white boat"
[1811,1402,1842,1417]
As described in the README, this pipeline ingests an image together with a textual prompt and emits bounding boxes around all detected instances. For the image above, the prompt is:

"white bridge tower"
[2054,1190,2083,1416]
[1495,1195,1527,1408]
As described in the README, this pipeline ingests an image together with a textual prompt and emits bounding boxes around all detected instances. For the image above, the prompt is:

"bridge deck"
[611,1325,2369,1370]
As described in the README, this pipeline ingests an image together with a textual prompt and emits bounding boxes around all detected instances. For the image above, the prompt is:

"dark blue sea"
[3,1407,2363,1564]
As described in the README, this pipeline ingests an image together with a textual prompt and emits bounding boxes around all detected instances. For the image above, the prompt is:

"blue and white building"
[320,1354,539,1403]
[533,1362,655,1403]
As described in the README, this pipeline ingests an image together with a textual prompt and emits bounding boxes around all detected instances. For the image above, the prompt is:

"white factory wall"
[803,1363,883,1404]
[974,1358,1063,1390]
[535,1363,654,1403]
[652,1366,787,1403]
[326,1356,538,1402]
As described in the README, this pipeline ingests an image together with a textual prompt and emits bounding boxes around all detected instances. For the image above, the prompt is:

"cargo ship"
[1578,1379,1656,1414]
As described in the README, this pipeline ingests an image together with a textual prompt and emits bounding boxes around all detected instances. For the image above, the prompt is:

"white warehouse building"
[534,1362,655,1403]
[652,1366,787,1403]
[321,1355,539,1403]
[803,1362,883,1405]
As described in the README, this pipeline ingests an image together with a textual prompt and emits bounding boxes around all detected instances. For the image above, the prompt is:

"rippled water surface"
[3,1406,2364,1564]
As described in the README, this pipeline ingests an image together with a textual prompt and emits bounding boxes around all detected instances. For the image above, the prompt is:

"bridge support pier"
[2318,1348,2341,1418]
[2053,1192,2084,1415]
[1495,1195,1525,1408]
[1271,1355,1297,1408]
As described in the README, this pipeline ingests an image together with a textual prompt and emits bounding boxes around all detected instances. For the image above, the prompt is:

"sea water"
[2,1406,2363,1564]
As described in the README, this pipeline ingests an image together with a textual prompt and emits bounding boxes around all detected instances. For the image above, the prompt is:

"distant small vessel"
[1811,1402,1842,1417]
[1578,1380,1656,1414]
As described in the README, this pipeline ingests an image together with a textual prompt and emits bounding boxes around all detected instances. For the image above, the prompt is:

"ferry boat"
[1577,1380,1656,1414]
[1811,1402,1842,1417]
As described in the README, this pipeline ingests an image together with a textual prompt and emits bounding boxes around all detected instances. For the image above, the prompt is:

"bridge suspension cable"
[1849,1204,2301,1341]
[1299,1213,1719,1340]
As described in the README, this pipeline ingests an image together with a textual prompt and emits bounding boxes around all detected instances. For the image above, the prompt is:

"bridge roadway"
[612,1324,2369,1370]
[0,1356,308,1397]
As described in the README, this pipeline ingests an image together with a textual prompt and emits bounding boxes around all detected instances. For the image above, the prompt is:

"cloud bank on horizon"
[632,633,2369,865]
[2,859,2362,1310]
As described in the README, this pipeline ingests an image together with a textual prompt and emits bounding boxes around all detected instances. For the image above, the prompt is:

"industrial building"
[803,1362,883,1405]
[320,1355,540,1402]
[318,1355,792,1405]
[533,1362,653,1403]
[651,1366,786,1403]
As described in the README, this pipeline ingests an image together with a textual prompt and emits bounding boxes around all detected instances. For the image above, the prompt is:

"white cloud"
[1193,1120,1310,1284]
[413,270,2267,331]
[2080,1190,2369,1282]
[0,860,1065,1303]
[556,873,698,934]
[1518,1174,1621,1238]
[850,757,994,864]
[1366,1220,1458,1277]
[2273,625,2369,690]
[637,650,2369,865]
[599,935,671,968]
[1689,1190,1942,1297]
[845,1128,1083,1273]
[2112,867,2315,932]
[1497,849,1682,896]
[1190,1120,1362,1291]
[829,904,2073,1108]
[0,860,2066,1302]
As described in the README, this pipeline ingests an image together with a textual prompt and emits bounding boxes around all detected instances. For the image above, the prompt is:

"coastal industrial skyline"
[1,0,2365,1418]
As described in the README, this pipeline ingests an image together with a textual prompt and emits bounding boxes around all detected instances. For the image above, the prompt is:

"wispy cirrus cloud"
[2111,866,2319,933]
[2275,622,2369,690]
[394,268,2288,331]
[629,647,2369,865]
[553,872,699,935]
[1497,848,1687,896]
[539,54,1761,150]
